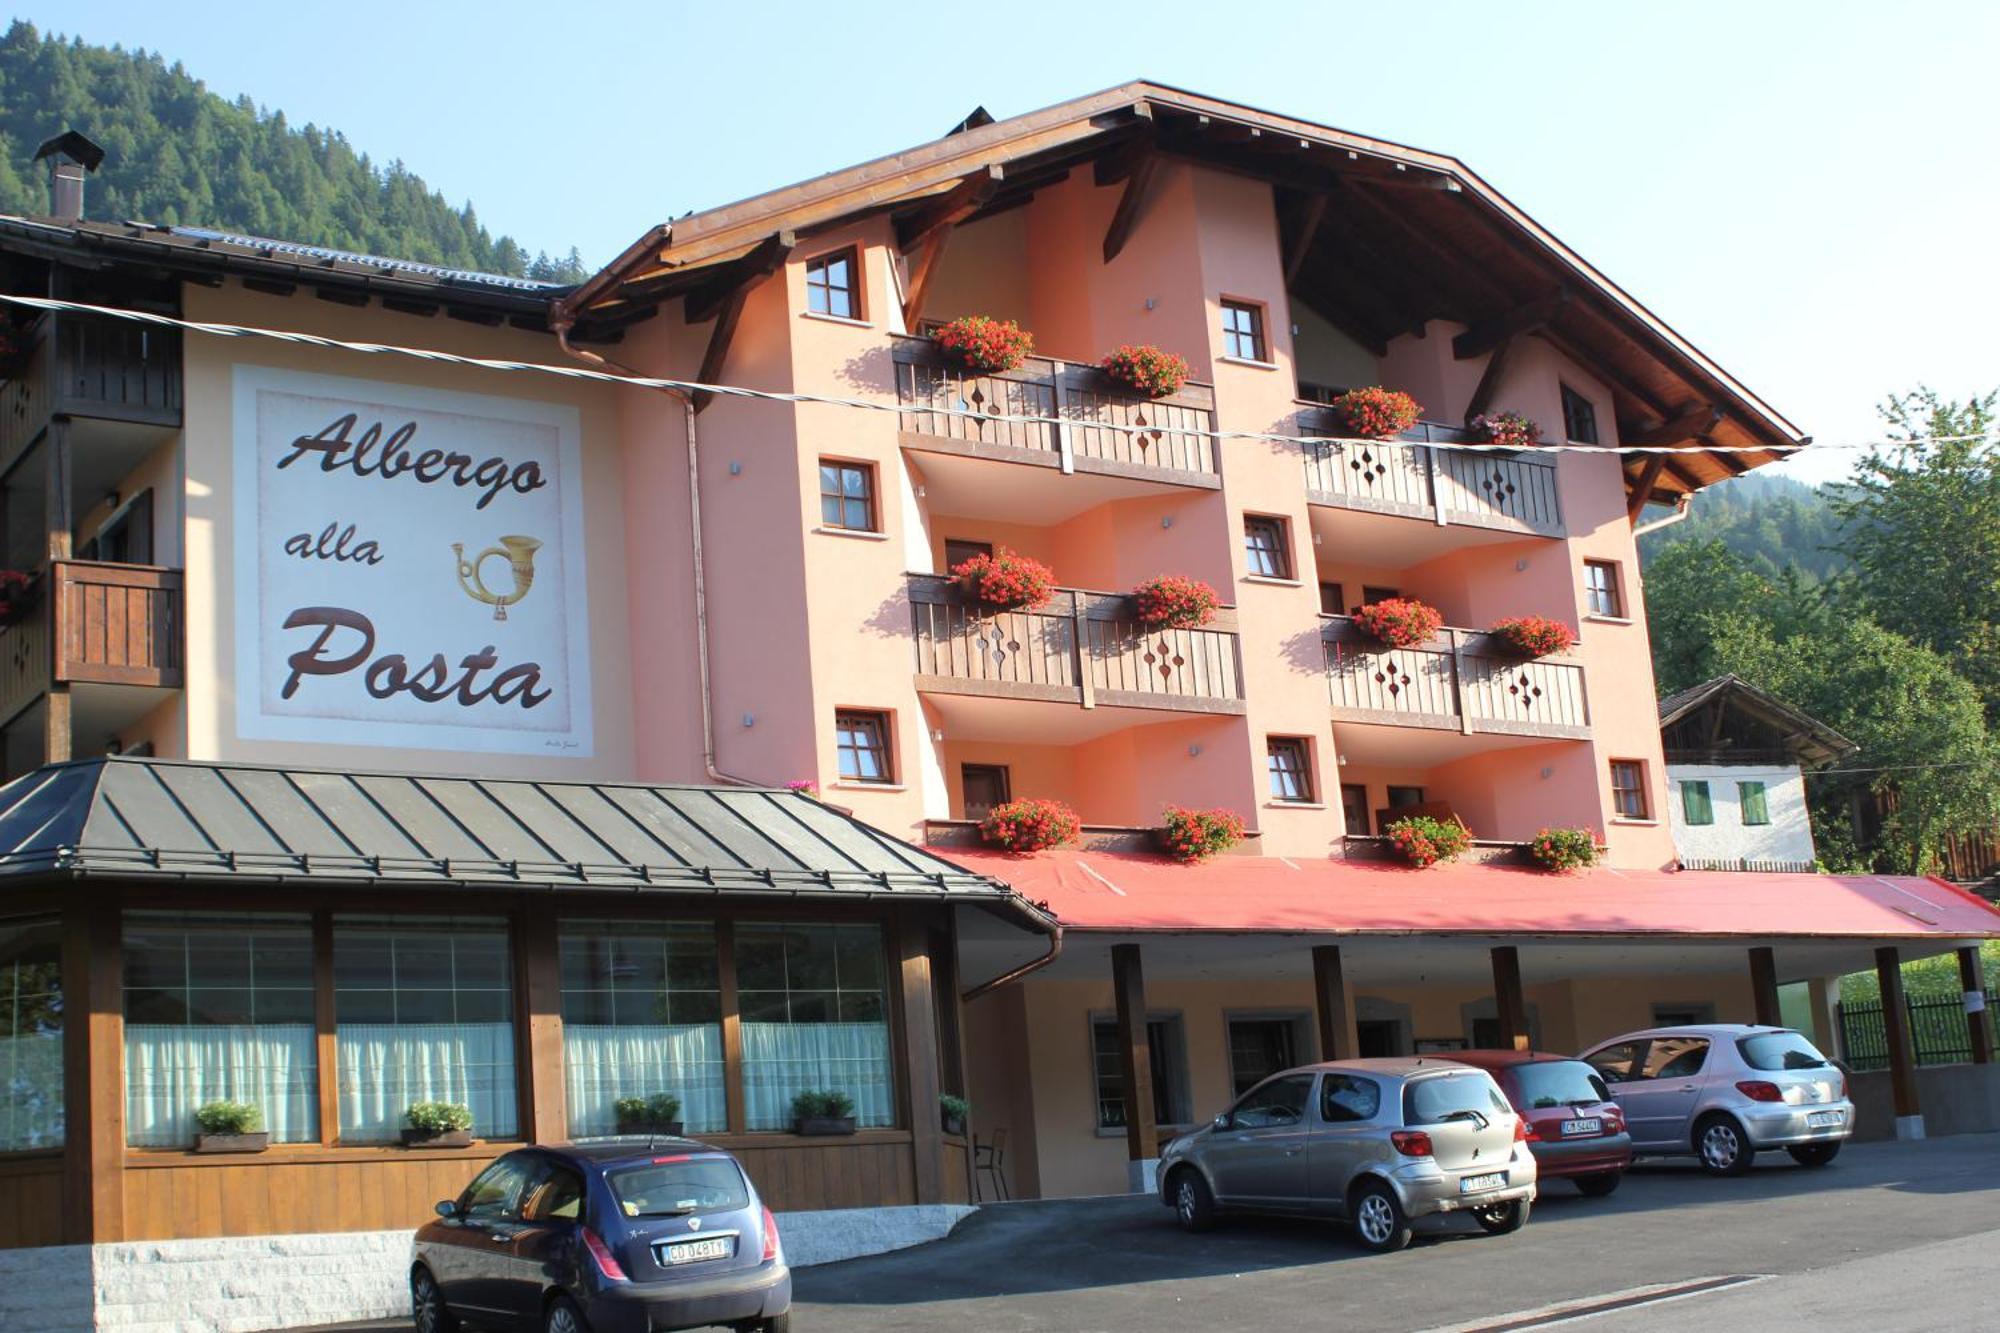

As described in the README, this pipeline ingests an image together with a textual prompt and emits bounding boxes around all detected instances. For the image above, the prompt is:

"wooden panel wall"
[728,1134,917,1213]
[122,1148,508,1241]
[0,1158,65,1249]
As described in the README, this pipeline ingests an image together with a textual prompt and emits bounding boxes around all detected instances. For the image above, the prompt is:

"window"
[1321,1073,1382,1123]
[804,248,860,319]
[1318,582,1345,617]
[334,917,516,1143]
[1560,384,1599,445]
[818,460,877,532]
[80,489,154,565]
[1738,1032,1832,1072]
[1227,1016,1303,1096]
[1512,1061,1610,1110]
[960,764,1011,820]
[1651,1002,1716,1027]
[1092,1015,1190,1130]
[1225,1073,1312,1129]
[735,923,892,1131]
[1680,780,1715,826]
[0,919,62,1151]
[1243,515,1292,579]
[560,922,725,1136]
[460,1153,535,1222]
[123,913,316,1147]
[523,1159,586,1222]
[1362,585,1401,607]
[1584,560,1623,618]
[1584,1042,1644,1083]
[835,710,894,784]
[1340,784,1370,836]
[944,538,993,571]
[1639,1037,1710,1080]
[1266,737,1315,803]
[1738,780,1771,826]
[1403,1072,1509,1126]
[1220,299,1267,362]
[1609,760,1648,819]
[1386,785,1426,811]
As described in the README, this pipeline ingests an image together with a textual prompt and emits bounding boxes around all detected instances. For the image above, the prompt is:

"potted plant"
[785,779,820,799]
[1158,806,1247,864]
[614,1093,684,1136]
[193,1100,268,1154]
[1349,597,1445,648]
[1132,574,1222,630]
[1488,615,1577,658]
[792,1089,857,1136]
[1330,386,1422,439]
[0,569,35,629]
[1385,814,1474,868]
[933,315,1035,374]
[1100,344,1191,398]
[1469,411,1541,450]
[979,797,1080,853]
[952,546,1057,612]
[402,1102,475,1147]
[940,1093,969,1137]
[1530,827,1601,873]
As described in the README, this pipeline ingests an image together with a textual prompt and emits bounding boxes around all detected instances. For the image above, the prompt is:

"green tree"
[1638,538,1776,691]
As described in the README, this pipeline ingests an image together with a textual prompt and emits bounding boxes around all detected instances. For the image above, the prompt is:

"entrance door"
[961,764,1012,820]
[1340,784,1370,837]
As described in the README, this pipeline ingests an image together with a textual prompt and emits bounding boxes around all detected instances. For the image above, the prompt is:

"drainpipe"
[1632,491,1694,539]
[961,917,1064,1002]
[552,319,756,786]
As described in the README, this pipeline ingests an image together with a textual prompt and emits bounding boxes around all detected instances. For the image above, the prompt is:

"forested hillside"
[1638,469,1849,581]
[0,21,584,281]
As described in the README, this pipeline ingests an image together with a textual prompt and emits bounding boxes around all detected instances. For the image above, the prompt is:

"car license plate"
[1807,1110,1844,1129]
[657,1236,735,1266]
[1560,1117,1602,1137]
[1459,1172,1506,1194]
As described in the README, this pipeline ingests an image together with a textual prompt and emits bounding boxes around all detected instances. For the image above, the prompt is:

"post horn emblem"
[452,535,542,621]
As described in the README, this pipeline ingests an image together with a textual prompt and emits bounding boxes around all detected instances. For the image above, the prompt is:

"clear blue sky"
[24,1,2000,483]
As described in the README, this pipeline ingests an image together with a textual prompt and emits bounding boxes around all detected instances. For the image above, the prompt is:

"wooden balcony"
[0,314,184,469]
[0,562,184,725]
[891,335,1221,489]
[1298,407,1564,538]
[909,574,1244,715]
[1322,615,1588,739]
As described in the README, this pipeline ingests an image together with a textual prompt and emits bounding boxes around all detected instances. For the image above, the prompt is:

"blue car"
[412,1141,792,1333]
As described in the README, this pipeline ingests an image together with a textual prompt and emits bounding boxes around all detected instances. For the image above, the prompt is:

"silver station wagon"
[1159,1058,1538,1252]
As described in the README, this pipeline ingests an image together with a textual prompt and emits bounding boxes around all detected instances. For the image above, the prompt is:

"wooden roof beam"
[1283,193,1327,286]
[686,231,795,413]
[1464,335,1517,423]
[1624,403,1723,449]
[894,165,1005,255]
[1100,144,1162,264]
[1453,286,1571,360]
[1627,454,1668,523]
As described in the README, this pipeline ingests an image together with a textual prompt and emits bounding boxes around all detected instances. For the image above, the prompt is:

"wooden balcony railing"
[909,574,1244,714]
[1298,407,1564,538]
[891,336,1220,486]
[52,561,184,689]
[1322,615,1588,739]
[0,596,51,727]
[0,314,183,469]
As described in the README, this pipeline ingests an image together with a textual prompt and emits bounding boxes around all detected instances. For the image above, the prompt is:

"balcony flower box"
[1350,597,1444,649]
[1530,827,1601,873]
[934,315,1034,374]
[1101,344,1191,398]
[1386,814,1473,868]
[1157,806,1246,864]
[793,1090,857,1136]
[194,1132,270,1155]
[0,569,35,628]
[1132,574,1221,630]
[192,1100,266,1153]
[940,1094,969,1138]
[1470,411,1541,451]
[403,1101,474,1147]
[979,797,1080,853]
[952,547,1056,612]
[614,1094,684,1137]
[1488,615,1577,658]
[1329,387,1422,440]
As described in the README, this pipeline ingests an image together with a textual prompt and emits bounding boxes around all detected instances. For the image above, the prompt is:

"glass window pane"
[0,919,64,1150]
[740,924,892,1131]
[842,468,869,498]
[560,922,724,1136]
[843,498,870,530]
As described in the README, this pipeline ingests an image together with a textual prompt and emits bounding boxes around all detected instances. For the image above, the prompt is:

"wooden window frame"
[1265,736,1316,804]
[1242,514,1293,580]
[1220,297,1269,363]
[1559,383,1600,445]
[804,246,863,321]
[1361,585,1401,608]
[1610,759,1650,820]
[835,709,896,785]
[1584,560,1624,619]
[818,458,879,533]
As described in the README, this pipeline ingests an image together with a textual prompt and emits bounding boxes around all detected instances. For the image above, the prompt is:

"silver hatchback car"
[1159,1059,1538,1252]
[1579,1024,1853,1175]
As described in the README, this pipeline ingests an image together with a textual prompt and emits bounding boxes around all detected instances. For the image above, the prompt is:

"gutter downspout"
[1632,491,1694,539]
[961,913,1064,1002]
[552,319,756,786]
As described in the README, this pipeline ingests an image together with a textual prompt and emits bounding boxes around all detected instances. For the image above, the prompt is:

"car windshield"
[606,1156,750,1218]
[1511,1060,1612,1109]
[1738,1032,1833,1071]
[1403,1072,1510,1126]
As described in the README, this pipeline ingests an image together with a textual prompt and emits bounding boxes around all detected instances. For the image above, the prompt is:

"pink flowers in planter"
[934,315,1035,374]
[952,546,1056,611]
[1350,597,1444,648]
[1330,387,1422,440]
[1470,412,1541,450]
[979,798,1081,853]
[1530,827,1601,873]
[1159,806,1246,864]
[1101,344,1191,398]
[1387,814,1473,868]
[1132,575,1222,630]
[1488,615,1577,657]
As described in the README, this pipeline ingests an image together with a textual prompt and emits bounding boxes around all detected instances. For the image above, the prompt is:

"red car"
[1447,1051,1633,1196]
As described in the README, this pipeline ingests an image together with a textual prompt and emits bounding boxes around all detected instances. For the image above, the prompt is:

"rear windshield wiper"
[1437,1108,1489,1130]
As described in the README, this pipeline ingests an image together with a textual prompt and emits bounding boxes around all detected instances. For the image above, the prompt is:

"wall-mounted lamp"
[915,484,926,497]
[1540,767,1554,780]
[1160,515,1175,530]
[1515,558,1529,572]
[1187,744,1203,758]
[931,728,945,742]
[728,461,743,476]
[1313,531,1323,546]
[741,713,756,728]
[1144,297,1159,311]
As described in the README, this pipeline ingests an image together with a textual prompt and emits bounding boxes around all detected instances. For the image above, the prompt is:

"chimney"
[32,131,106,222]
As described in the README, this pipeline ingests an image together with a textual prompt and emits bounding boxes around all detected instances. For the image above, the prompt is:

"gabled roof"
[0,758,1048,927]
[561,80,1805,496]
[1658,674,1858,769]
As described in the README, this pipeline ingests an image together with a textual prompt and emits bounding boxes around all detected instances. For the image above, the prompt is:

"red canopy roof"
[942,849,2000,941]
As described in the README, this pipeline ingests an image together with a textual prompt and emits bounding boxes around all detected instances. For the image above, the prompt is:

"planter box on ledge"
[194,1131,269,1154]
[401,1129,474,1148]
[794,1117,857,1137]
[616,1121,684,1138]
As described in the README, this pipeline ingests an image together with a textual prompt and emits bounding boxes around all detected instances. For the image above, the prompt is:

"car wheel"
[544,1294,589,1333]
[1349,1180,1412,1253]
[1694,1113,1755,1176]
[1472,1198,1530,1235]
[1788,1142,1841,1167]
[739,1316,791,1333]
[410,1266,457,1333]
[1574,1171,1623,1198]
[1171,1168,1217,1233]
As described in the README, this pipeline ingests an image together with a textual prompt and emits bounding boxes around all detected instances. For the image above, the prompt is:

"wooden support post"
[897,917,946,1204]
[1462,335,1515,424]
[718,921,747,1135]
[518,901,567,1144]
[1626,455,1669,523]
[312,910,338,1144]
[1875,946,1924,1139]
[1959,945,1992,1066]
[62,899,123,1243]
[45,415,73,764]
[1111,943,1157,1188]
[1490,946,1529,1052]
[1312,944,1354,1061]
[1748,946,1782,1028]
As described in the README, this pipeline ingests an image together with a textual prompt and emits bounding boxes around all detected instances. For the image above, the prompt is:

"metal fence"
[1838,995,1979,1071]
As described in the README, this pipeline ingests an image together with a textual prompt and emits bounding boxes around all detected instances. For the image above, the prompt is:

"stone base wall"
[1849,1062,2000,1142]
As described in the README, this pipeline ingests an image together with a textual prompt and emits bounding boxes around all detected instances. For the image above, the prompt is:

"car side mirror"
[1211,1114,1231,1132]
[435,1199,461,1219]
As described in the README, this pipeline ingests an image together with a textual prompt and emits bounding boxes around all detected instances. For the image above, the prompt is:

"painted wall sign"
[233,367,593,755]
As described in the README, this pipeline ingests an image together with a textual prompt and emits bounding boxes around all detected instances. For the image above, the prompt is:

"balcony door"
[960,764,1012,821]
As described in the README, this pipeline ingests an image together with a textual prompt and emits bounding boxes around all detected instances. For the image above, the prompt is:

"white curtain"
[563,1024,725,1137]
[124,1024,318,1147]
[337,1022,517,1141]
[0,1032,63,1150]
[741,1022,893,1131]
